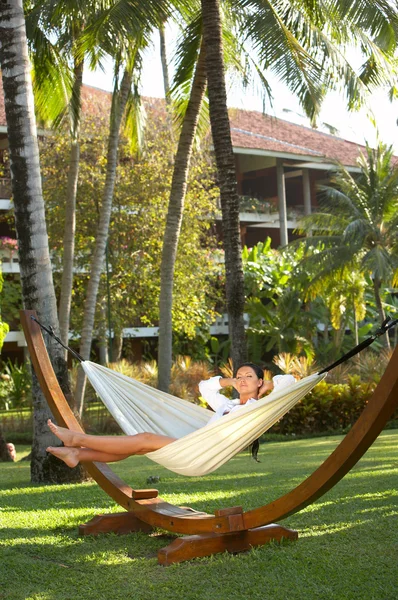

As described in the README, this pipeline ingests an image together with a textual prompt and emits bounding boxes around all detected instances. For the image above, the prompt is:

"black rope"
[318,316,398,375]
[30,314,397,374]
[30,315,85,363]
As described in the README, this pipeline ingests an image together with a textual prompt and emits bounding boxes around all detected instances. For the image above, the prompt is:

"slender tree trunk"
[0,0,84,483]
[159,23,170,101]
[157,45,207,391]
[333,323,345,356]
[201,0,247,372]
[98,302,109,365]
[353,301,359,346]
[159,22,175,157]
[111,332,123,362]
[373,277,390,350]
[74,68,132,414]
[352,299,359,368]
[58,59,83,346]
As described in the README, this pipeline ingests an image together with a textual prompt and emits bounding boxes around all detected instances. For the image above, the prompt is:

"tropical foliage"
[0,360,32,411]
[0,0,78,483]
[0,270,9,351]
[241,235,397,369]
[268,376,378,436]
[40,111,221,351]
[296,142,398,348]
[243,240,318,361]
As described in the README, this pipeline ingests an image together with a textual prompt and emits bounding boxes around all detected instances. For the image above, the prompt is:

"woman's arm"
[198,376,231,412]
[258,380,274,397]
[219,377,238,389]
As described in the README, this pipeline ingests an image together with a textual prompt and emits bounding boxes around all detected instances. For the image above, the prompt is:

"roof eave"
[232,145,361,172]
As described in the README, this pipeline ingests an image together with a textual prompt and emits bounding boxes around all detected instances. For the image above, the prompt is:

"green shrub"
[2,355,396,440]
[0,360,32,410]
[269,375,378,435]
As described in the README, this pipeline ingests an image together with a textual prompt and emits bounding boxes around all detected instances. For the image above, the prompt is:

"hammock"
[32,315,397,477]
[82,361,325,476]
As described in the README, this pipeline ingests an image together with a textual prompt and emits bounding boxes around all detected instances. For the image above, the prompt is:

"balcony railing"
[0,247,19,273]
[216,196,307,222]
[239,195,278,214]
[0,178,11,199]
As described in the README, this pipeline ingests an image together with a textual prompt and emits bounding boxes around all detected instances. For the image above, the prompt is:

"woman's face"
[235,366,262,397]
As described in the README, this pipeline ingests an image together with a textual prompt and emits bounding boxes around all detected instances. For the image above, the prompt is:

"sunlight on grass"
[0,431,397,600]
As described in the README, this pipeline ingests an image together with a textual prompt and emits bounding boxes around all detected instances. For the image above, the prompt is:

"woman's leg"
[46,447,133,468]
[47,419,175,455]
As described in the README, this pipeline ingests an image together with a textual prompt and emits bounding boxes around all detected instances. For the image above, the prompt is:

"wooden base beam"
[79,512,153,536]
[158,523,298,565]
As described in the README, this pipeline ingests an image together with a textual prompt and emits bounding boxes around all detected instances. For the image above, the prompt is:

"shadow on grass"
[1,509,397,600]
[1,439,396,600]
[1,469,395,544]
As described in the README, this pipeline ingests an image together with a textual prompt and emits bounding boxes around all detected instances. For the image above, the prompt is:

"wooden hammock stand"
[21,310,398,565]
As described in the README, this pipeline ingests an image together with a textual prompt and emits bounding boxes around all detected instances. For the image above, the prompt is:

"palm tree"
[157,38,208,391]
[25,0,172,411]
[0,0,83,482]
[26,2,88,347]
[73,56,139,414]
[306,265,368,354]
[199,0,398,372]
[0,275,11,463]
[159,22,171,100]
[297,142,398,349]
[157,5,262,389]
[26,0,173,350]
[157,5,265,389]
[201,0,248,371]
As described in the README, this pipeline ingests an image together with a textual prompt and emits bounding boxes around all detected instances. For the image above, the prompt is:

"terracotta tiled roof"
[229,108,367,167]
[0,81,394,167]
[81,84,112,118]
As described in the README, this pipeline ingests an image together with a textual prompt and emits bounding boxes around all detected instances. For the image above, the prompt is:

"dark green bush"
[2,373,396,445]
[269,375,379,435]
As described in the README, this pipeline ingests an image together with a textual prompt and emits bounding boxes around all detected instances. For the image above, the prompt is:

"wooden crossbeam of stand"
[157,524,298,566]
[21,310,398,564]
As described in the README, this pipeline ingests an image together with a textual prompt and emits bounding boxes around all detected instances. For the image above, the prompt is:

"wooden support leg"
[79,512,154,536]
[157,523,298,565]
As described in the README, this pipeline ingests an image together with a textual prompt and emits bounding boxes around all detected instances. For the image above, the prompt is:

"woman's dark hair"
[236,362,264,380]
[237,362,264,463]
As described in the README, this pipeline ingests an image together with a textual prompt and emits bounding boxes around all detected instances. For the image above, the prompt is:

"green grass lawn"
[0,431,397,600]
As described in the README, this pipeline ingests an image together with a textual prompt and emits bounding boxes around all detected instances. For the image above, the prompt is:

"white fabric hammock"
[82,361,326,476]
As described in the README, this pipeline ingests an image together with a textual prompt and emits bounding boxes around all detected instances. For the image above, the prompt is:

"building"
[0,82,374,359]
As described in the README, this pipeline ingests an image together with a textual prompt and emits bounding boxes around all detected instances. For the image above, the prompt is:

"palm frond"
[25,13,73,126]
[171,10,202,91]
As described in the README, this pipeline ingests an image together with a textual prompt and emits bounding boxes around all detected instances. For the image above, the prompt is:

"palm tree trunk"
[74,67,132,414]
[353,301,359,346]
[98,301,109,365]
[159,22,175,156]
[157,44,207,391]
[201,0,247,371]
[111,331,123,362]
[0,0,84,483]
[352,298,360,368]
[159,23,170,101]
[373,277,391,350]
[58,58,83,346]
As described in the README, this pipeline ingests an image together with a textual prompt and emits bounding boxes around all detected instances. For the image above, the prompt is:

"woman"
[200,362,273,424]
[199,363,294,459]
[47,363,294,468]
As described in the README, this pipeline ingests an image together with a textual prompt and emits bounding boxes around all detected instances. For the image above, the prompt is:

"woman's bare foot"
[47,446,80,468]
[47,419,81,447]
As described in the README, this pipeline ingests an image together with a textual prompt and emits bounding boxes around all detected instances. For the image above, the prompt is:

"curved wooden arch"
[21,310,398,563]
